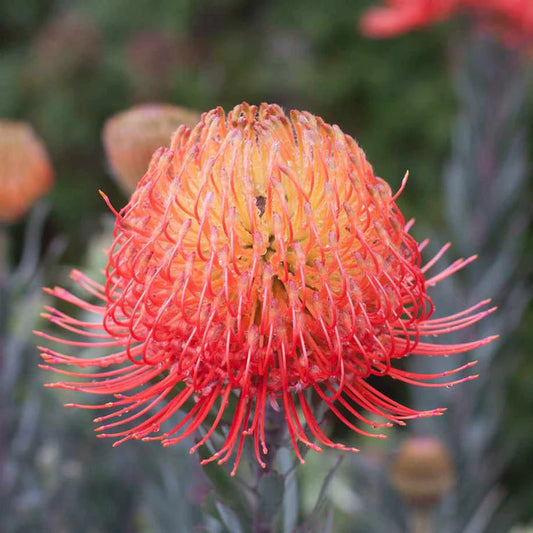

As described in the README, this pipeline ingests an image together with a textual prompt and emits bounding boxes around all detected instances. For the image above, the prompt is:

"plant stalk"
[252,407,286,533]
[409,507,434,533]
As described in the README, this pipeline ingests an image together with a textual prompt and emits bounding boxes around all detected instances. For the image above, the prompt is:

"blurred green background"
[1,0,532,531]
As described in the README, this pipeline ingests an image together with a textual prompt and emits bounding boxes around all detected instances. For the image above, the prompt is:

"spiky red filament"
[38,103,496,475]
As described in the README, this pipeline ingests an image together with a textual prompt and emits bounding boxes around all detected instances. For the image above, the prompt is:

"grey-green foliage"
[1,210,205,533]
[421,34,530,533]
[346,31,531,533]
[0,208,137,533]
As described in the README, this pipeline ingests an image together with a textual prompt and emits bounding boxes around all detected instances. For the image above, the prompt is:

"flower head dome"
[0,120,53,223]
[39,103,495,474]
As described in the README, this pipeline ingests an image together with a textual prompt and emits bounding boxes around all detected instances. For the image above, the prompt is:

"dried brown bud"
[102,104,201,194]
[124,31,192,100]
[390,436,454,508]
[0,120,53,223]
[29,10,101,81]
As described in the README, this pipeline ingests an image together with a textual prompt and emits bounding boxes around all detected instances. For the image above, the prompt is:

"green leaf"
[296,456,343,532]
[215,502,244,533]
[279,447,299,533]
[202,490,220,521]
[197,445,253,529]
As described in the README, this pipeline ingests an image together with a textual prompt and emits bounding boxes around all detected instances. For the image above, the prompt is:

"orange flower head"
[0,120,53,223]
[103,103,201,193]
[38,103,495,475]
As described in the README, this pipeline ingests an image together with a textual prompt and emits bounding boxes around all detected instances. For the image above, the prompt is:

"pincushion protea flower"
[0,120,53,223]
[360,0,533,46]
[38,103,496,475]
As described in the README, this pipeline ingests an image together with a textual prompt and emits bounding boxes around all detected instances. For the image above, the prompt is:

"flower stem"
[409,507,434,533]
[252,407,286,533]
[0,226,9,494]
[0,225,7,288]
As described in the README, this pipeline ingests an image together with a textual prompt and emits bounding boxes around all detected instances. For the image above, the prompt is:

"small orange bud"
[0,120,53,223]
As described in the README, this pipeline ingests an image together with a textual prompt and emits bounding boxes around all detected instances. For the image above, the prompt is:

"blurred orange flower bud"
[0,120,53,223]
[102,104,201,194]
[390,436,455,508]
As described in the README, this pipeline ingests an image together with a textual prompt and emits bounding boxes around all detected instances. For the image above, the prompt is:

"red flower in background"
[360,0,460,38]
[37,103,495,474]
[360,0,533,46]
[478,0,533,46]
